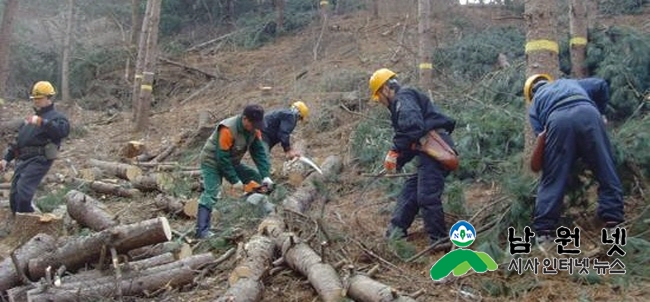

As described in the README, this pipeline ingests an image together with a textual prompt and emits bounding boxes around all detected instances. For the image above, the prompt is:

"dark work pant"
[534,104,624,233]
[389,152,449,241]
[10,156,53,214]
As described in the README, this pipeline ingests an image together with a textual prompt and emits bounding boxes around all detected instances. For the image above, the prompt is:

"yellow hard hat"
[523,74,553,103]
[291,101,309,121]
[30,81,56,99]
[369,68,397,101]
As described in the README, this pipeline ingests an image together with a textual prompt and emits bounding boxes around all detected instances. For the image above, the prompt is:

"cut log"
[183,198,198,218]
[26,253,215,302]
[120,140,147,158]
[7,253,177,302]
[217,235,276,302]
[131,172,174,192]
[70,178,141,198]
[27,217,172,280]
[276,232,343,302]
[221,156,344,302]
[77,167,104,181]
[135,152,156,162]
[88,159,143,181]
[283,156,342,213]
[65,190,118,231]
[128,241,186,261]
[153,194,185,215]
[347,274,417,302]
[0,233,56,291]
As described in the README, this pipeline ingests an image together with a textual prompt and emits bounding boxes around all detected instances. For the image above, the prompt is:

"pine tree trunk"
[569,0,587,78]
[418,0,432,89]
[61,0,74,102]
[372,0,379,17]
[275,0,284,32]
[128,0,142,83]
[27,217,172,280]
[135,0,162,132]
[0,0,19,97]
[132,0,153,121]
[523,0,559,169]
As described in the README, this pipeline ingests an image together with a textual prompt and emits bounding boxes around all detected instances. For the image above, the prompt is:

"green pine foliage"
[587,26,650,121]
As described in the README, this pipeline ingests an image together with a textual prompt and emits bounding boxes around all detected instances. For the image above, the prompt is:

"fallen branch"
[179,80,216,105]
[70,178,141,198]
[158,57,225,80]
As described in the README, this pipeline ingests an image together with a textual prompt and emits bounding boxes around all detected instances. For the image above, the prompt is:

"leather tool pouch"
[44,143,59,160]
[419,130,459,171]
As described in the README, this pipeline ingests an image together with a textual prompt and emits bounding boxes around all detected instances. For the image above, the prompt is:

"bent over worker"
[196,104,273,238]
[261,101,309,160]
[1,81,70,214]
[369,68,457,243]
[524,74,625,248]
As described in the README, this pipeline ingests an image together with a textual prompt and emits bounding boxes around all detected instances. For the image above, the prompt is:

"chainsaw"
[242,183,274,198]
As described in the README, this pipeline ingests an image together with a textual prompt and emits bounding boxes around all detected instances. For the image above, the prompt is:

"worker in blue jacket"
[369,68,456,243]
[261,101,309,160]
[1,81,70,214]
[524,74,625,249]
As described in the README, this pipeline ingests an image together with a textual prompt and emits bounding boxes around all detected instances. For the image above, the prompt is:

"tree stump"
[120,141,146,158]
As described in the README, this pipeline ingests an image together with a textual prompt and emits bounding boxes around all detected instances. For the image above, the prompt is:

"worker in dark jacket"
[195,104,273,238]
[369,68,457,243]
[524,74,625,249]
[0,81,70,214]
[261,101,309,160]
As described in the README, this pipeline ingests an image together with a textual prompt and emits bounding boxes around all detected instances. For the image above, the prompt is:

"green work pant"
[198,163,263,209]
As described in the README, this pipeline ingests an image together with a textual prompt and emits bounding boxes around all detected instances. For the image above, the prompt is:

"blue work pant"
[389,152,450,241]
[10,156,53,213]
[534,104,624,233]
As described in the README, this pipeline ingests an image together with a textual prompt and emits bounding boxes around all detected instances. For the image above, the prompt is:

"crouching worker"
[261,101,309,160]
[368,68,457,245]
[196,104,274,239]
[524,74,625,251]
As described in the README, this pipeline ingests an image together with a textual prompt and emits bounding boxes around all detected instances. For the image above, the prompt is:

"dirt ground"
[1,3,649,301]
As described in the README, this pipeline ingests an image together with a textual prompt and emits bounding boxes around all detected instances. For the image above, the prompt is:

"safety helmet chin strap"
[290,107,302,119]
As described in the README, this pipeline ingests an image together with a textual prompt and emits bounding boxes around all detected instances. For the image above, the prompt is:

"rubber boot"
[195,205,213,239]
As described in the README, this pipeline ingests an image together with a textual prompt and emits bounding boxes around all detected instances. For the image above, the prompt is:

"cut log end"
[161,217,172,241]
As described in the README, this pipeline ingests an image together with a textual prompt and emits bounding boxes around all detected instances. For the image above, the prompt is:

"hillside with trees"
[0,0,649,301]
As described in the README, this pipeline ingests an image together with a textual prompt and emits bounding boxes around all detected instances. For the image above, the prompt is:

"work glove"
[602,115,608,125]
[244,181,261,193]
[0,159,6,172]
[384,150,399,174]
[262,177,274,188]
[25,115,43,126]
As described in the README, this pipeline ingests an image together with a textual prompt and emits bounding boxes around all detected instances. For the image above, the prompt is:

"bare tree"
[0,0,19,97]
[418,0,432,89]
[523,0,560,167]
[61,0,75,102]
[132,0,153,122]
[134,0,162,132]
[274,0,284,32]
[569,0,587,78]
[128,0,142,83]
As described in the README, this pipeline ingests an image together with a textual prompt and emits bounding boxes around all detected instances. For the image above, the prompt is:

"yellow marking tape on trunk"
[525,40,559,53]
[570,37,587,46]
[419,63,433,69]
[140,85,153,92]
